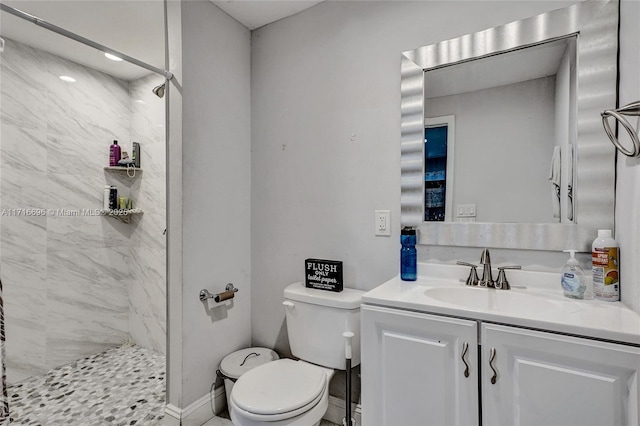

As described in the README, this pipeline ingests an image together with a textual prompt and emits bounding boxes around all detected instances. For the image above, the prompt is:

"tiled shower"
[0,35,166,415]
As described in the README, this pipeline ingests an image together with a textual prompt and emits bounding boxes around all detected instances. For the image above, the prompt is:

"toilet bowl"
[229,359,334,426]
[229,282,365,426]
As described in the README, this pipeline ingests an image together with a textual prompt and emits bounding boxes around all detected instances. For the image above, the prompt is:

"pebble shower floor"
[7,343,166,425]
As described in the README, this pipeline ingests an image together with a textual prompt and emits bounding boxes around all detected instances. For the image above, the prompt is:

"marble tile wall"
[0,37,166,382]
[128,74,167,355]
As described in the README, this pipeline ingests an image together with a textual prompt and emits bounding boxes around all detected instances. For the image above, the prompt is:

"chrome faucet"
[457,249,521,290]
[478,248,494,288]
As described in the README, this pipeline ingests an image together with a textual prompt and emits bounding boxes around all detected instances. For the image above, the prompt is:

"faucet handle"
[456,261,479,286]
[495,265,521,290]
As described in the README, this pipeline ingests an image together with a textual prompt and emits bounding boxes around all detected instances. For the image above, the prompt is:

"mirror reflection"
[423,36,577,224]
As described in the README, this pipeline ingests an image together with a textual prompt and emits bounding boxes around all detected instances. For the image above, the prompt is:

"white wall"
[251,0,578,357]
[167,0,252,409]
[617,0,640,313]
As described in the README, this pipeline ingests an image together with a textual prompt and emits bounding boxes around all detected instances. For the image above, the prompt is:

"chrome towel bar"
[602,100,640,157]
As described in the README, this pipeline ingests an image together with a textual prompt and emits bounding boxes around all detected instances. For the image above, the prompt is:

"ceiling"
[212,0,323,30]
[0,0,322,81]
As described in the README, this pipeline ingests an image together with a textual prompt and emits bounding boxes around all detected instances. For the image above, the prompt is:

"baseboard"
[164,387,359,426]
[163,404,181,426]
[324,395,362,426]
[163,385,226,426]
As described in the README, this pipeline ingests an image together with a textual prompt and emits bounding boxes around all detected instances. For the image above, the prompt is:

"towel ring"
[601,100,640,157]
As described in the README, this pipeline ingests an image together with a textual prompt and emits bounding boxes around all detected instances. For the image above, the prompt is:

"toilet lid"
[231,359,326,416]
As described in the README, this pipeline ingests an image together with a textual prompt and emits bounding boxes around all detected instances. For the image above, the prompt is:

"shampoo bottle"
[592,229,619,301]
[109,140,121,166]
[561,250,586,299]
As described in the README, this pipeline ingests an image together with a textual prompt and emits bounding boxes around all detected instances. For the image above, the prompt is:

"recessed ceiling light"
[104,52,123,62]
[59,75,76,83]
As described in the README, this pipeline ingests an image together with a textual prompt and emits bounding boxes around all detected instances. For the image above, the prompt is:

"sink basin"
[424,286,559,315]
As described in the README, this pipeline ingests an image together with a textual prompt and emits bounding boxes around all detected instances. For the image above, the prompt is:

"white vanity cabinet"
[482,323,640,426]
[361,305,479,426]
[362,304,640,426]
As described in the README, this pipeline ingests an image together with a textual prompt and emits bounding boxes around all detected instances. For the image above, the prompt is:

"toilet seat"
[230,359,327,421]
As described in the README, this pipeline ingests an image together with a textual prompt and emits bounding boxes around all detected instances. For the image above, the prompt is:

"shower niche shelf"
[104,166,142,172]
[100,208,143,224]
[103,165,143,223]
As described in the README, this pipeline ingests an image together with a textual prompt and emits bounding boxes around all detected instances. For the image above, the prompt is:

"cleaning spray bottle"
[561,249,586,299]
[592,229,619,301]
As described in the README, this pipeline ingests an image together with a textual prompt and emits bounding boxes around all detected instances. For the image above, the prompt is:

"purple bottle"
[109,140,121,166]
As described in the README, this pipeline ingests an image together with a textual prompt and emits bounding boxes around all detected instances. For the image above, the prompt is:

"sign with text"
[305,258,343,292]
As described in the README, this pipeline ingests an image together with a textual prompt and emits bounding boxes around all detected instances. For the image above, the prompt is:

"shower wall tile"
[47,246,131,284]
[135,176,166,214]
[45,57,130,141]
[0,168,48,210]
[129,247,166,354]
[130,74,166,144]
[0,216,47,258]
[45,249,130,369]
[137,140,166,179]
[131,212,166,251]
[128,75,166,355]
[0,39,50,130]
[46,215,132,252]
[0,125,47,172]
[47,172,104,210]
[47,133,108,177]
[2,253,48,383]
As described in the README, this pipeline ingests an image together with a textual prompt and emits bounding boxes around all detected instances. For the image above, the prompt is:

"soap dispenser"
[561,249,586,299]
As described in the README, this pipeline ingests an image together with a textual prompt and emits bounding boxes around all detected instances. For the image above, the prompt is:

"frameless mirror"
[400,0,618,251]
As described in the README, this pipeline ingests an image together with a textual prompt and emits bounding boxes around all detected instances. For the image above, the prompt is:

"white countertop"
[362,263,640,346]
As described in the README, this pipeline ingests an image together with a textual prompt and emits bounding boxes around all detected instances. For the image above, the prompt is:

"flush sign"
[305,258,343,292]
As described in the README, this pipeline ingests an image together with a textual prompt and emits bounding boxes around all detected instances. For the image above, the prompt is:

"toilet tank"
[283,282,365,370]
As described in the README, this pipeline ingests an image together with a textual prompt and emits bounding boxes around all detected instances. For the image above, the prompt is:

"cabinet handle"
[489,348,498,384]
[461,342,470,378]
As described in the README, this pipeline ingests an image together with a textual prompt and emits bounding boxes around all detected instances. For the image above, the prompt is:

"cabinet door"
[361,305,478,426]
[481,323,640,426]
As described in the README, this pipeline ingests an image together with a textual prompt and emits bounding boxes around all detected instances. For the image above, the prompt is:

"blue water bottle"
[401,227,417,281]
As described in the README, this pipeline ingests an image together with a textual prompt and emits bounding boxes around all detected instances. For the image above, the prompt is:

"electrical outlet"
[375,210,391,236]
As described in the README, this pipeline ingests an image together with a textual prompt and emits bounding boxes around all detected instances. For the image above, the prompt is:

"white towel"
[548,146,561,219]
[566,144,574,221]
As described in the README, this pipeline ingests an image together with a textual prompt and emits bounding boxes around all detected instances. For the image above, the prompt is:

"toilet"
[229,282,365,426]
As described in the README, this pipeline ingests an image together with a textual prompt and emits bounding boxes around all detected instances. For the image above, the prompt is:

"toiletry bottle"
[561,250,586,299]
[592,229,619,301]
[103,185,111,210]
[401,227,417,281]
[109,186,118,210]
[109,140,121,167]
